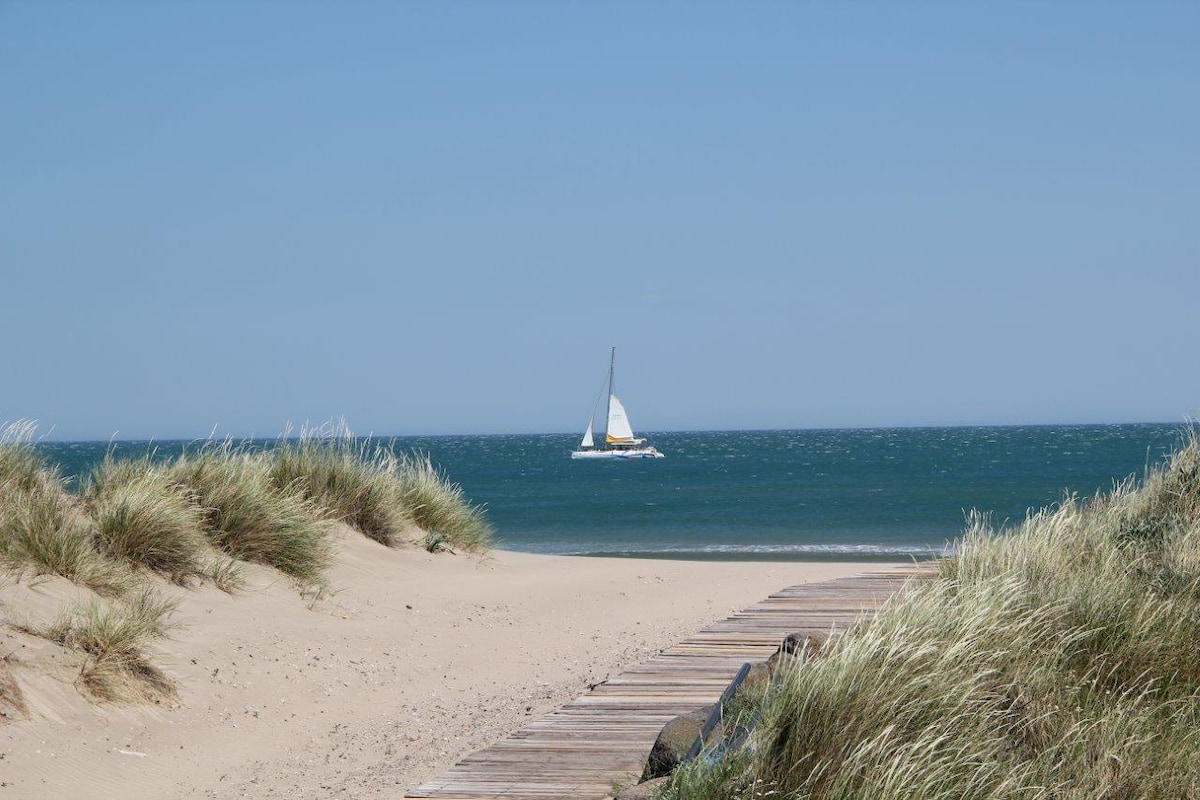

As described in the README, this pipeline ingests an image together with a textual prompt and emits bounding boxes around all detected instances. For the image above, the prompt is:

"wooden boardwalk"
[406,563,933,800]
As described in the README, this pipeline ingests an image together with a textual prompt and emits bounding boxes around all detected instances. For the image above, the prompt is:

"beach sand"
[1,529,896,799]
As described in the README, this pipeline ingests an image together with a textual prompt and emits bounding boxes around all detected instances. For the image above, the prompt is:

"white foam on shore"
[528,542,954,558]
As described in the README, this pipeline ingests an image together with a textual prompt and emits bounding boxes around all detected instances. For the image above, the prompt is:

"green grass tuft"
[204,553,247,593]
[44,588,179,703]
[167,443,333,589]
[83,456,208,583]
[0,421,65,497]
[0,424,130,596]
[268,424,415,547]
[397,452,491,552]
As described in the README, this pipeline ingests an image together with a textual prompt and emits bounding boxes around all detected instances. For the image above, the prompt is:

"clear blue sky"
[2,2,1197,440]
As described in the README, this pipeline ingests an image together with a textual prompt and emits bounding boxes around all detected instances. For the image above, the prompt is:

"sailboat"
[571,347,665,460]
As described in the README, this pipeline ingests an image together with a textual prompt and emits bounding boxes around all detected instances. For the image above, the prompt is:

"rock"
[783,631,827,656]
[615,775,670,799]
[641,705,717,781]
[768,632,827,675]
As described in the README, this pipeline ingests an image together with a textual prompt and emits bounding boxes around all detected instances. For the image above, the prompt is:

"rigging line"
[590,371,609,424]
[587,367,609,428]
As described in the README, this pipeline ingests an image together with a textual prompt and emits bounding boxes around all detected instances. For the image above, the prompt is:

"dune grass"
[0,421,66,497]
[44,588,179,703]
[1,422,490,712]
[661,430,1200,799]
[0,424,131,596]
[166,443,334,589]
[82,456,209,583]
[268,427,415,547]
[205,552,247,593]
[396,452,491,553]
[266,424,491,552]
[4,421,490,601]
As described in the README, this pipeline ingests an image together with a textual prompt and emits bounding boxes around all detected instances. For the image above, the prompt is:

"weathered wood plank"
[405,564,928,799]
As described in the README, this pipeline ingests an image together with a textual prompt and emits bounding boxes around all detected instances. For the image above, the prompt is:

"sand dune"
[1,528,892,798]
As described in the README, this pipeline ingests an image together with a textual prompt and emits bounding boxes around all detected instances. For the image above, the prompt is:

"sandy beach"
[1,529,894,799]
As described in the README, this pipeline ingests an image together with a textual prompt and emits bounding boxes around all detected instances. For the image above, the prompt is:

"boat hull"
[570,448,665,460]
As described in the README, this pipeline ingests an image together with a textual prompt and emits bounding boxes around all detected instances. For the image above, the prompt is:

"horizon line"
[23,418,1191,444]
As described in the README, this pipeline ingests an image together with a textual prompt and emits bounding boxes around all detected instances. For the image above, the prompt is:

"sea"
[35,423,1188,562]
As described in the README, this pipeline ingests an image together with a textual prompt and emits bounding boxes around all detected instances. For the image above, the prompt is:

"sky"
[1,2,1197,440]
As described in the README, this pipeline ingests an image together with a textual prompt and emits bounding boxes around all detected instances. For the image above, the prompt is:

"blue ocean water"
[36,424,1186,561]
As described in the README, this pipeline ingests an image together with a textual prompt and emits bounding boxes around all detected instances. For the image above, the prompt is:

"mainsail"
[605,395,637,444]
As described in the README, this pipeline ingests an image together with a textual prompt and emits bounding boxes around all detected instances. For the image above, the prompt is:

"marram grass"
[166,443,334,589]
[44,588,179,703]
[396,452,491,552]
[1,422,490,711]
[267,425,491,552]
[4,422,491,603]
[83,456,209,583]
[0,424,130,596]
[0,420,64,497]
[268,429,415,547]
[660,431,1200,800]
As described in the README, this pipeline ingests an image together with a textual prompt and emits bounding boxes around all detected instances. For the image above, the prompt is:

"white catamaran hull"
[570,447,664,460]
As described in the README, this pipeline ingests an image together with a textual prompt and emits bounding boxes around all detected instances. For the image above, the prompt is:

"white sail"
[605,394,637,444]
[580,416,595,448]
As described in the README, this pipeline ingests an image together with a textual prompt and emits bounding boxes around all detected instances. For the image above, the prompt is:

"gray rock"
[782,631,827,656]
[641,705,717,780]
[769,631,827,674]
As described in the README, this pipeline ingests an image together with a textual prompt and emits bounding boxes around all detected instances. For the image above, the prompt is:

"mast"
[605,346,615,442]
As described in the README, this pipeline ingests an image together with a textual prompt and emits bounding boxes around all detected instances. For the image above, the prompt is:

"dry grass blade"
[0,656,29,722]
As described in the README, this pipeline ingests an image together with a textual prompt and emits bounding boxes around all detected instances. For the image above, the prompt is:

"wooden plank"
[405,565,928,799]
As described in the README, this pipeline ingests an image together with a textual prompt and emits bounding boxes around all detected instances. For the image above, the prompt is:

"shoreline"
[558,550,943,563]
[1,535,898,799]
